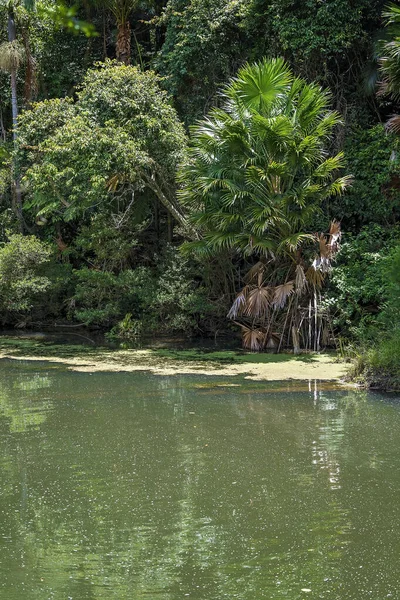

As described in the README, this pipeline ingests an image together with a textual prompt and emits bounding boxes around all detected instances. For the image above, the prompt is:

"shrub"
[0,234,53,322]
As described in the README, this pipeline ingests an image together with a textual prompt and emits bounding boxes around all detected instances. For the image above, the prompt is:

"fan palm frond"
[328,220,341,252]
[240,326,267,351]
[244,286,272,317]
[230,58,293,112]
[386,114,400,133]
[227,286,251,319]
[272,281,294,309]
[244,260,267,283]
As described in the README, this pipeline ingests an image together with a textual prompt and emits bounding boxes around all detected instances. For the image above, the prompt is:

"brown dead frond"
[386,114,400,134]
[241,326,267,352]
[244,260,267,283]
[295,264,307,295]
[244,286,272,318]
[328,220,341,253]
[272,281,294,309]
[227,286,251,319]
[318,233,330,258]
[329,219,341,238]
[305,267,325,288]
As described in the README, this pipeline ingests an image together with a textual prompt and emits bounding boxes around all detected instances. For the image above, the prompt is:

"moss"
[0,336,347,382]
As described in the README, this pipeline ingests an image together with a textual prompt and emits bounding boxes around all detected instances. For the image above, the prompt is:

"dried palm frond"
[305,266,325,288]
[0,41,25,73]
[318,232,330,258]
[244,285,272,317]
[240,325,267,352]
[386,114,400,133]
[313,254,331,272]
[328,219,341,252]
[329,219,341,238]
[295,264,307,295]
[227,286,251,319]
[244,260,267,283]
[272,281,294,309]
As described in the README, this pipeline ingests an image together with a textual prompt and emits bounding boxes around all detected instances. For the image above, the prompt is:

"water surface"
[0,360,399,599]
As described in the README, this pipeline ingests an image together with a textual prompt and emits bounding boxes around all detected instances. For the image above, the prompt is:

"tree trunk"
[8,14,18,139]
[8,11,24,233]
[10,69,18,140]
[116,21,131,64]
[21,27,36,105]
[292,325,301,355]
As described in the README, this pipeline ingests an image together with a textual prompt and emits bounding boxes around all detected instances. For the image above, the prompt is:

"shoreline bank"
[0,338,348,382]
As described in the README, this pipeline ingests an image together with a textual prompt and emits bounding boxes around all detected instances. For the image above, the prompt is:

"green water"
[0,361,399,600]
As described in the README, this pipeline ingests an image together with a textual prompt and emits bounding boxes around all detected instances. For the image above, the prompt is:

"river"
[0,359,399,599]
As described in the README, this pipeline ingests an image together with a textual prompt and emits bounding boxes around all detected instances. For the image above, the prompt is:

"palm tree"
[378,3,400,132]
[0,0,96,230]
[0,1,29,230]
[0,8,25,141]
[94,0,139,64]
[179,58,350,351]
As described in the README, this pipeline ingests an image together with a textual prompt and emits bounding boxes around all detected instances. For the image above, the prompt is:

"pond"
[0,360,399,599]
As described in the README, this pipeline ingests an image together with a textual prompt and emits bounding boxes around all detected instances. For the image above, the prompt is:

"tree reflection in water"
[0,365,398,599]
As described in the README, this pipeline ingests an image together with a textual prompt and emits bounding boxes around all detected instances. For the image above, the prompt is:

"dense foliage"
[179,59,348,350]
[0,0,399,385]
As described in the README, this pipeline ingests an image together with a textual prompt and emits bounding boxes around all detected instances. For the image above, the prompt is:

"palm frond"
[328,220,341,252]
[272,281,294,309]
[305,266,325,288]
[240,325,267,352]
[230,58,292,112]
[386,114,400,133]
[295,264,307,295]
[313,154,345,179]
[318,233,330,258]
[244,286,272,317]
[244,260,267,283]
[227,286,251,319]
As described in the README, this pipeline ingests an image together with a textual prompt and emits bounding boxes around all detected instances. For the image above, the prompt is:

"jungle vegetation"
[0,0,399,387]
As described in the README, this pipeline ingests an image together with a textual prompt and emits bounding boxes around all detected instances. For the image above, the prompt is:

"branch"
[143,170,200,240]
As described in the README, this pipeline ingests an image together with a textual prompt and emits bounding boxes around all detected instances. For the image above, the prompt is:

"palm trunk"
[10,68,18,140]
[8,13,18,139]
[21,27,36,105]
[8,11,24,232]
[292,325,301,355]
[116,20,131,64]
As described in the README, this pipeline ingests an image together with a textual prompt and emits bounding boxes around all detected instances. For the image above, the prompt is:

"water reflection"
[0,365,399,599]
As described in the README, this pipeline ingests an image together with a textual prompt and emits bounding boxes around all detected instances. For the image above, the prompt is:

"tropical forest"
[0,0,399,388]
[1,2,400,598]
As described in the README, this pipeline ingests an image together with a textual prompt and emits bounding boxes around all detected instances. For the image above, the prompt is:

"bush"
[0,234,53,323]
[327,225,398,338]
[333,125,400,232]
[345,242,400,389]
[71,267,151,327]
[71,246,215,336]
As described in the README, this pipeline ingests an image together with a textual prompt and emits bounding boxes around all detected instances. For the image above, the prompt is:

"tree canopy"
[17,61,190,230]
[179,58,349,257]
